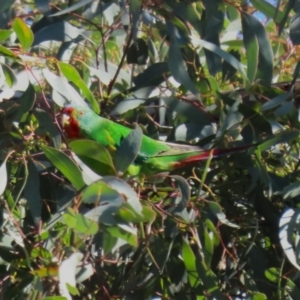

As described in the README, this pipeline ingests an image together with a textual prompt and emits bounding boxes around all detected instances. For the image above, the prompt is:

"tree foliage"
[1,0,300,299]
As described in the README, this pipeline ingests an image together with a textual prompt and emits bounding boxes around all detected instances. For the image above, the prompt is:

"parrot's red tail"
[172,144,256,168]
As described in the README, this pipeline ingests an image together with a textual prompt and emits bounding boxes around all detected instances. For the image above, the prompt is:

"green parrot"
[61,104,254,176]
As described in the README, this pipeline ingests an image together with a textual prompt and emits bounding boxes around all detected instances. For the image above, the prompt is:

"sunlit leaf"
[43,68,87,107]
[81,180,119,204]
[0,29,13,42]
[12,18,34,51]
[59,252,83,299]
[265,268,280,282]
[0,45,16,57]
[58,62,99,113]
[0,151,14,197]
[0,160,8,196]
[105,225,138,247]
[279,208,300,270]
[32,265,59,277]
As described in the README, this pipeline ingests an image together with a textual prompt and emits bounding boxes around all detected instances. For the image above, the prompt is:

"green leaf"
[66,283,80,296]
[170,2,202,34]
[0,45,16,57]
[105,225,138,247]
[251,292,267,300]
[251,0,286,23]
[203,227,214,266]
[50,0,93,17]
[101,176,142,215]
[222,49,240,81]
[241,12,273,85]
[63,208,98,235]
[24,160,41,224]
[12,17,34,51]
[116,204,156,223]
[116,206,139,223]
[285,277,300,299]
[290,14,300,45]
[141,206,156,223]
[81,180,120,204]
[207,201,239,228]
[63,207,77,228]
[195,258,227,299]
[194,37,248,82]
[102,231,118,254]
[168,39,200,100]
[114,124,143,175]
[129,0,142,40]
[216,100,243,139]
[168,175,190,214]
[162,96,211,125]
[264,268,280,282]
[219,93,272,135]
[42,68,87,107]
[41,145,85,190]
[0,0,10,14]
[13,83,36,121]
[182,237,199,287]
[257,130,299,152]
[133,62,169,88]
[282,181,300,199]
[241,14,259,83]
[69,139,116,176]
[1,63,17,87]
[84,205,120,226]
[0,29,13,42]
[58,62,99,114]
[34,108,61,149]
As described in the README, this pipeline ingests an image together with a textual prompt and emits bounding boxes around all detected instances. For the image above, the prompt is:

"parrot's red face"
[61,106,82,138]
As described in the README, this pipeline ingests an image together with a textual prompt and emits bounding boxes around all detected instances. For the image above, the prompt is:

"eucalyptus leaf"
[24,160,42,224]
[114,124,143,175]
[42,145,85,190]
[12,18,33,51]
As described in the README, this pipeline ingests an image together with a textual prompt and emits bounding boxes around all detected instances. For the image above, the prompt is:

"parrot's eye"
[78,111,84,116]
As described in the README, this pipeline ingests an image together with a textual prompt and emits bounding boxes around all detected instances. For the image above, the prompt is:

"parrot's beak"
[61,113,70,127]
